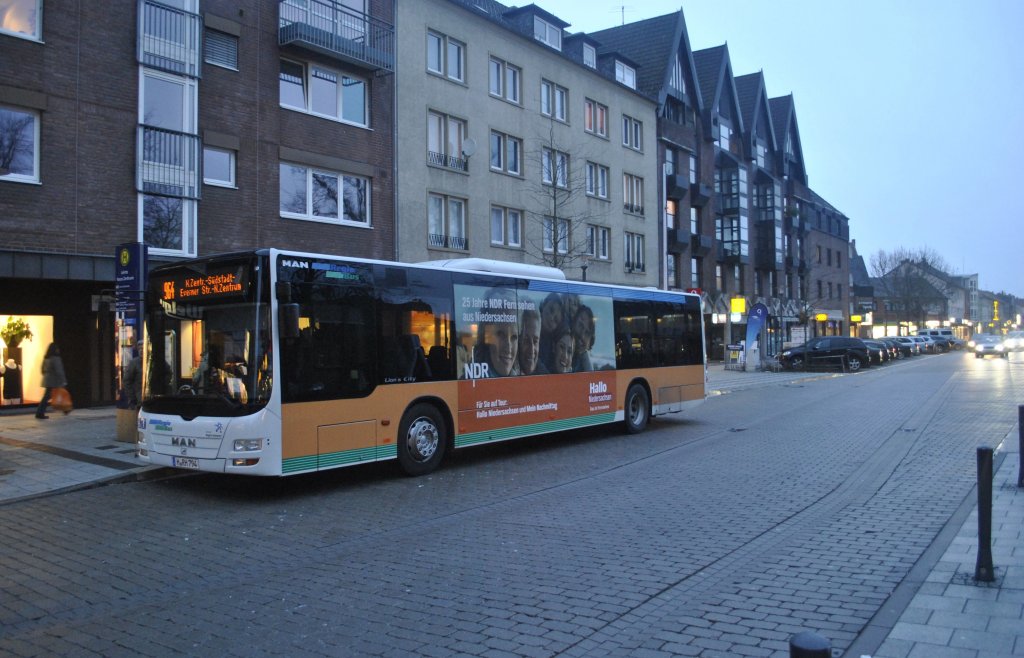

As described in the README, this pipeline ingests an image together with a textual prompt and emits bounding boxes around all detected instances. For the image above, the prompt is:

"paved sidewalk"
[0,363,1020,658]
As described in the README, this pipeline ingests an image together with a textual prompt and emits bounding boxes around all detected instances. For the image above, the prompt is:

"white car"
[973,334,1007,359]
[1003,331,1024,352]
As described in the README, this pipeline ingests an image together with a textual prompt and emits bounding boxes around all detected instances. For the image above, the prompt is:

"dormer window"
[534,16,561,51]
[583,43,596,68]
[669,57,685,94]
[615,61,636,89]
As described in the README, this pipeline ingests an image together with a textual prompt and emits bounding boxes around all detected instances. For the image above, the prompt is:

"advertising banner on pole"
[744,303,769,371]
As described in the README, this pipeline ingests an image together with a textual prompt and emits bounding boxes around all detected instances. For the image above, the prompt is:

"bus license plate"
[173,456,200,470]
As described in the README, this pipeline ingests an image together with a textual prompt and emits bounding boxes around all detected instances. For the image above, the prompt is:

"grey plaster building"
[394,0,659,286]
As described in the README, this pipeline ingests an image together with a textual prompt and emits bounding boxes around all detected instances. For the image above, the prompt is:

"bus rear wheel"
[397,403,447,476]
[624,383,650,434]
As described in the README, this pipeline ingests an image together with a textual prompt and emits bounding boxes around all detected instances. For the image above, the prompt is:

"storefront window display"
[0,315,54,406]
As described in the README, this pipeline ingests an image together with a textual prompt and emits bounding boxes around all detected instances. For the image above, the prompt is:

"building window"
[428,193,467,250]
[489,130,522,175]
[0,0,41,40]
[716,264,724,292]
[0,104,39,182]
[540,80,567,122]
[836,251,842,268]
[691,258,700,288]
[816,245,822,263]
[490,206,521,247]
[586,225,610,260]
[690,207,699,235]
[717,121,732,151]
[543,216,569,254]
[279,162,370,226]
[622,115,642,150]
[204,29,238,70]
[667,253,677,287]
[622,173,644,214]
[427,111,467,171]
[615,61,636,89]
[202,146,235,187]
[542,148,568,188]
[488,57,521,104]
[533,16,561,50]
[140,195,195,255]
[427,30,464,82]
[583,43,596,68]
[669,57,685,94]
[827,248,832,266]
[585,162,608,198]
[689,154,697,184]
[624,232,645,272]
[828,282,833,299]
[734,264,744,294]
[584,98,607,137]
[666,199,677,229]
[279,59,367,127]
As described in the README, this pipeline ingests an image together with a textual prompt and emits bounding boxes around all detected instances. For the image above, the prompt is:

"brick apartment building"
[1,0,395,407]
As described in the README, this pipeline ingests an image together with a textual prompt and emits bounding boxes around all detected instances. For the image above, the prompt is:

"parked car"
[878,338,902,360]
[912,336,938,353]
[893,336,921,357]
[916,328,962,351]
[862,340,889,365]
[972,334,1008,359]
[779,337,871,372]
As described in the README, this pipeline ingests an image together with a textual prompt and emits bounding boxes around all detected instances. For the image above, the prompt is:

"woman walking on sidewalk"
[36,343,67,419]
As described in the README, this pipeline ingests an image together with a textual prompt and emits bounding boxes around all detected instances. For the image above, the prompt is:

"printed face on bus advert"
[518,310,542,375]
[553,331,574,373]
[485,321,519,376]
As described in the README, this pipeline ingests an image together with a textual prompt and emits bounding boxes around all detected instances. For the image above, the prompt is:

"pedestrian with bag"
[36,342,68,419]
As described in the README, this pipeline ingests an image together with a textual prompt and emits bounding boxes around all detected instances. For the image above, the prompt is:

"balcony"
[138,0,203,78]
[717,242,748,265]
[667,228,690,250]
[690,234,713,256]
[427,151,468,172]
[718,193,740,213]
[428,233,467,251]
[665,172,689,200]
[136,125,201,199]
[690,182,712,207]
[279,0,394,73]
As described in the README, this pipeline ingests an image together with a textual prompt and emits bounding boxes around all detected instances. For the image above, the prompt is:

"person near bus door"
[36,342,67,419]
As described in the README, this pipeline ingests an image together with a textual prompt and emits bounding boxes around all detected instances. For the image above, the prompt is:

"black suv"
[779,336,871,372]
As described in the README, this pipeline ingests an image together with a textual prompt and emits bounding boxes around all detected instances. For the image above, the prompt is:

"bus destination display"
[158,267,249,303]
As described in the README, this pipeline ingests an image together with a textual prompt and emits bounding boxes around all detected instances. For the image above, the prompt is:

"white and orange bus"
[136,249,706,476]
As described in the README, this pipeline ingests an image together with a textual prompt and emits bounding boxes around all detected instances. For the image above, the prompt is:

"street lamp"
[580,256,589,282]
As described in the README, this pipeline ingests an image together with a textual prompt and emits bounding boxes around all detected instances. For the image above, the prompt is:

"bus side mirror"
[280,303,300,339]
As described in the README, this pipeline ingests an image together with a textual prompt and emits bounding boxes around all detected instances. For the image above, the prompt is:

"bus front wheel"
[397,403,447,476]
[624,383,650,434]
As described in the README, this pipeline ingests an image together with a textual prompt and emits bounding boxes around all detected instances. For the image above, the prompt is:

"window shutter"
[205,29,238,70]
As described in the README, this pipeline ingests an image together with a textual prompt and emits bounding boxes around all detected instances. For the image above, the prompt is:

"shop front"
[0,251,119,411]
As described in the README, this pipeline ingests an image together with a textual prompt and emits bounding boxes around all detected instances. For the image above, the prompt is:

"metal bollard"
[975,446,995,582]
[789,631,830,658]
[1018,405,1023,488]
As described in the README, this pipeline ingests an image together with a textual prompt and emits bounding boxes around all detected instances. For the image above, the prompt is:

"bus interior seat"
[427,346,449,378]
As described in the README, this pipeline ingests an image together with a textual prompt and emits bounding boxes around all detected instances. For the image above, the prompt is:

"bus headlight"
[233,438,263,452]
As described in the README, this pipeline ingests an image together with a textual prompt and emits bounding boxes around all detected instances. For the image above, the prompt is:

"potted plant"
[1,317,33,363]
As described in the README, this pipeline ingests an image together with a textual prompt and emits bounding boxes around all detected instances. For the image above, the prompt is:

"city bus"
[136,249,706,476]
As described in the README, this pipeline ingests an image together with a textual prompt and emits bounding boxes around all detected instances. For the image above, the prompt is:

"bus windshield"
[142,257,271,418]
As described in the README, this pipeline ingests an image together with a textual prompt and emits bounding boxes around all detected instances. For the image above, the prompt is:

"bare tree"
[521,120,610,273]
[870,246,953,327]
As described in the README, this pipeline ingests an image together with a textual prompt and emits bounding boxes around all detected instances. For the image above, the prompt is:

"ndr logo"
[281,259,309,269]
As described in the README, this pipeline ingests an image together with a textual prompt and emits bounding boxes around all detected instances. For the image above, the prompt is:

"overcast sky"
[549,0,1024,297]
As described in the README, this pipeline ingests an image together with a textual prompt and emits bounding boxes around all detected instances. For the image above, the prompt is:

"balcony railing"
[428,233,467,251]
[427,151,468,172]
[623,202,644,215]
[279,0,394,72]
[138,0,203,78]
[137,125,201,199]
